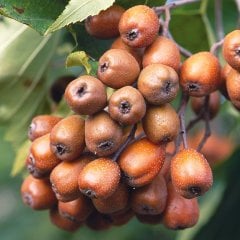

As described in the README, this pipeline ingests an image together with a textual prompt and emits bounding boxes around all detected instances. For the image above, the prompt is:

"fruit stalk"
[214,0,224,41]
[112,124,137,161]
[197,96,211,151]
[177,93,189,149]
[153,0,200,15]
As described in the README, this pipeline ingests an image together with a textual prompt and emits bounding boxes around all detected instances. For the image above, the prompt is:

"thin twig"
[186,114,203,132]
[215,0,224,41]
[162,6,171,37]
[154,0,200,15]
[177,93,189,149]
[112,124,137,161]
[197,96,211,151]
[210,39,224,56]
[236,0,240,27]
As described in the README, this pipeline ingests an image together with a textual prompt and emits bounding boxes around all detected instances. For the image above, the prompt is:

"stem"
[154,0,200,15]
[197,96,211,151]
[236,0,240,27]
[162,6,171,37]
[178,93,189,149]
[112,124,137,161]
[214,0,224,41]
[186,114,203,132]
[210,39,224,56]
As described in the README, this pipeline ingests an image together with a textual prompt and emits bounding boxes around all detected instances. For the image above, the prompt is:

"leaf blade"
[45,0,115,34]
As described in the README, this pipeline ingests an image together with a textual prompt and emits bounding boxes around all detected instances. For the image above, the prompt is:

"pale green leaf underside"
[66,51,91,74]
[11,140,31,176]
[0,18,61,148]
[45,0,115,34]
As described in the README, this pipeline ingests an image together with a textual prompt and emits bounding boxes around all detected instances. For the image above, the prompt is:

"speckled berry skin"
[97,49,140,89]
[78,158,121,199]
[64,75,107,115]
[162,182,199,230]
[223,30,240,71]
[58,196,94,222]
[171,148,213,199]
[119,5,160,48]
[27,134,61,178]
[108,86,146,125]
[226,68,240,110]
[143,36,181,72]
[21,175,57,210]
[50,154,93,202]
[50,115,85,162]
[119,138,166,187]
[130,174,167,215]
[92,183,129,214]
[142,104,180,144]
[50,207,82,231]
[85,5,125,39]
[85,111,123,157]
[138,63,179,105]
[180,52,221,97]
[191,91,220,119]
[28,115,62,141]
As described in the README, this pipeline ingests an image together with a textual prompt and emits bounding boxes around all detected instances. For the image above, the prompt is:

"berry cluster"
[20,4,239,232]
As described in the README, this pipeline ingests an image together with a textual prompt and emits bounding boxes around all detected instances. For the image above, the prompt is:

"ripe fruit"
[222,30,240,71]
[28,115,62,141]
[50,207,82,231]
[136,213,163,225]
[111,37,144,66]
[92,183,129,214]
[191,91,221,119]
[27,134,60,178]
[142,36,181,72]
[138,63,179,105]
[85,211,112,231]
[162,182,199,230]
[108,86,146,125]
[131,174,167,215]
[109,208,134,226]
[58,195,94,222]
[171,148,213,199]
[78,158,121,199]
[50,154,93,202]
[180,51,221,97]
[64,75,107,115]
[189,132,235,166]
[85,111,123,156]
[226,68,240,109]
[50,115,85,161]
[142,104,180,144]
[97,49,140,89]
[119,138,166,187]
[220,63,232,99]
[21,175,57,210]
[50,75,75,103]
[85,5,125,39]
[119,5,160,48]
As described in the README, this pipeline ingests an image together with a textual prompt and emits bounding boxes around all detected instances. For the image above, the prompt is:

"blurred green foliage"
[0,0,239,240]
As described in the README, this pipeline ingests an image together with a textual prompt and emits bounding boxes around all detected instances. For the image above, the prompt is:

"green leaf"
[170,13,210,53]
[0,0,67,35]
[115,0,165,8]
[0,18,61,148]
[71,23,114,59]
[66,51,92,74]
[11,140,31,176]
[45,0,115,35]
